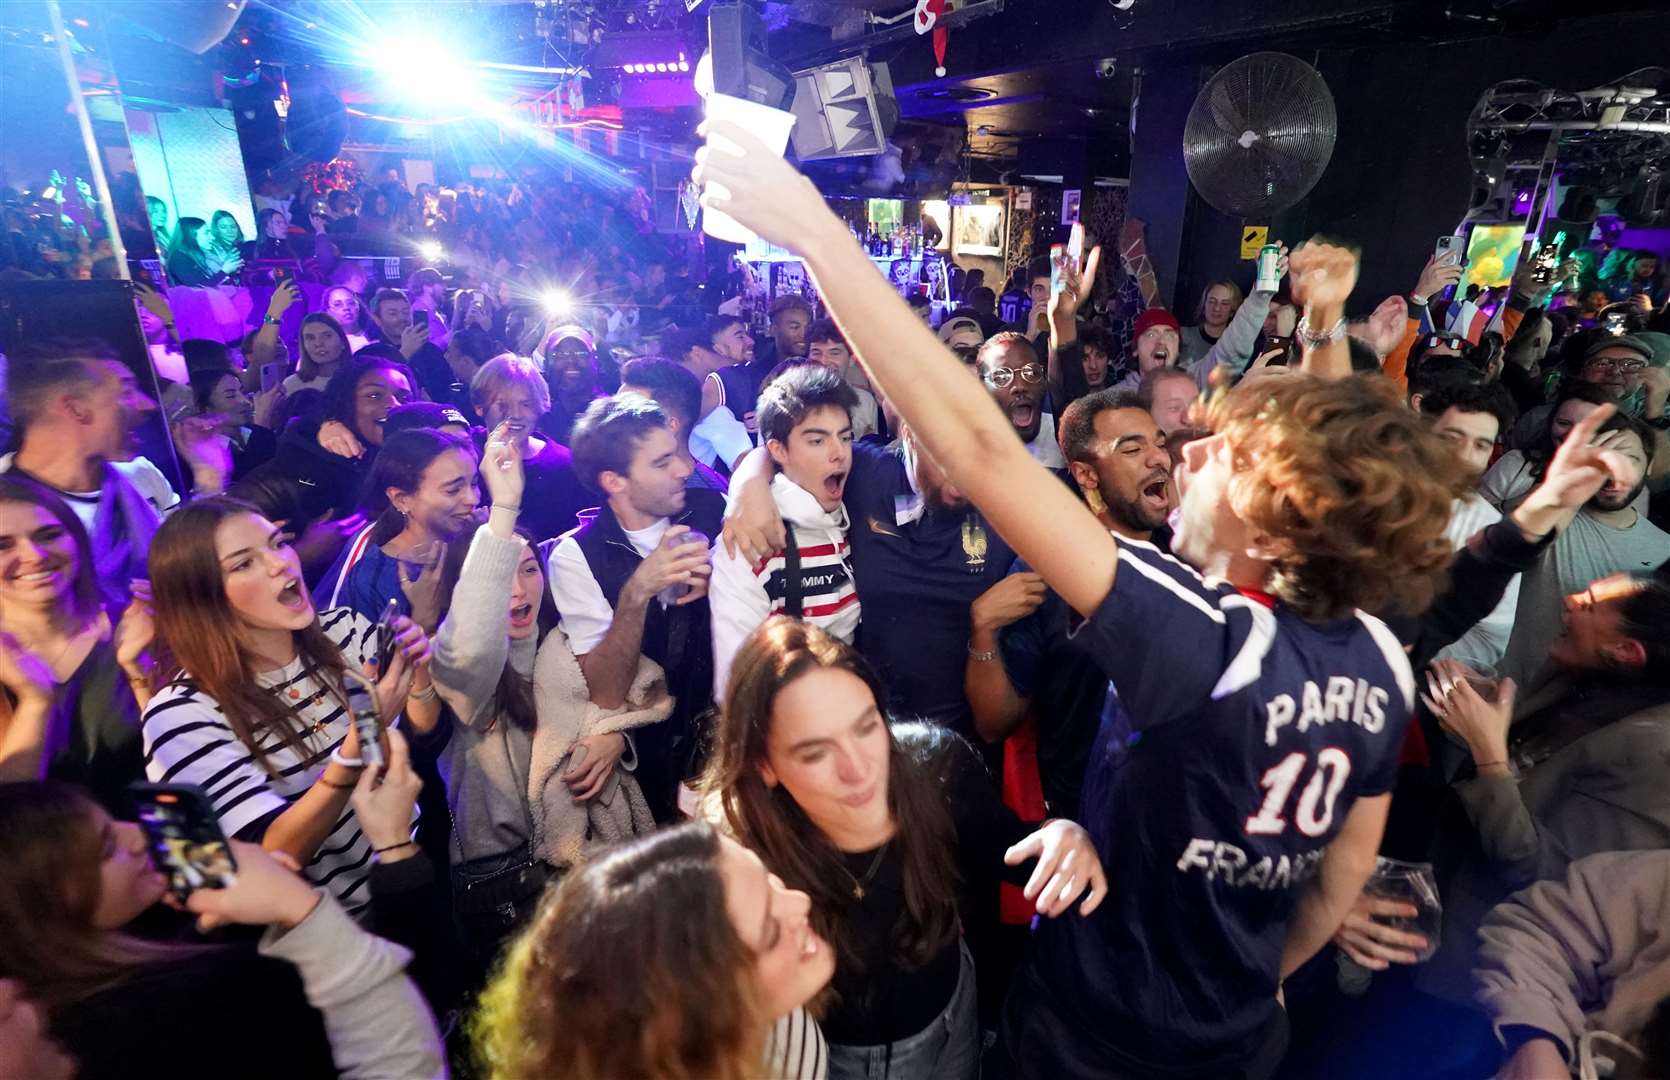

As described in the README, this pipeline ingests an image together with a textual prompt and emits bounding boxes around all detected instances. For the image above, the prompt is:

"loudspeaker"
[706,1,792,108]
[285,69,348,163]
[115,0,247,55]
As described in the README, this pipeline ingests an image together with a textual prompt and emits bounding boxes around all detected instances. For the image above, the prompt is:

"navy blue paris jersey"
[1025,539,1413,1071]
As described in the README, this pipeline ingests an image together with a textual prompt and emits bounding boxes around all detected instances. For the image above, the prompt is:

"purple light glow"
[1513,188,1533,215]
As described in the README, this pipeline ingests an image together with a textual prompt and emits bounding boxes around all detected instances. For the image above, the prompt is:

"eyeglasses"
[950,343,979,364]
[1585,356,1646,374]
[983,364,1045,389]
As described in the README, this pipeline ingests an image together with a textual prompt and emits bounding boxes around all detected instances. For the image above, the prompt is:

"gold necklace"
[843,840,891,901]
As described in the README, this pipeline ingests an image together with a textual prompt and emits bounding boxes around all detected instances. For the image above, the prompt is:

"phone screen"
[1067,222,1085,265]
[412,308,430,330]
[130,784,238,901]
[344,675,385,770]
[1049,243,1066,296]
[374,598,400,673]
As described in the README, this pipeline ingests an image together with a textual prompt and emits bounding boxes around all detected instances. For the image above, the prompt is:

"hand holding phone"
[342,668,385,770]
[412,308,430,330]
[129,783,238,901]
[373,598,400,674]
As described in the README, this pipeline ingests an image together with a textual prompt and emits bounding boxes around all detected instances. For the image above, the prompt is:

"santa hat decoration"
[914,0,948,78]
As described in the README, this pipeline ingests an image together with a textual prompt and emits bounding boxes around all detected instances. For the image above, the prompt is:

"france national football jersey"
[1009,538,1413,1076]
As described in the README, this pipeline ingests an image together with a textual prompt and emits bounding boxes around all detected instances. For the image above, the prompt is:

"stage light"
[418,240,444,261]
[541,289,572,316]
[374,35,474,105]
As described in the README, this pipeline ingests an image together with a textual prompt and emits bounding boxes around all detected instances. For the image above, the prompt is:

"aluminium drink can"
[1255,243,1281,293]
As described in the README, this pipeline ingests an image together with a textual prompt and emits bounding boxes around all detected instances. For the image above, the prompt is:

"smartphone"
[1435,235,1464,264]
[274,267,292,289]
[129,783,238,901]
[373,597,400,675]
[1067,221,1085,266]
[1049,243,1066,296]
[1603,309,1630,336]
[412,308,430,330]
[342,669,385,770]
[259,362,283,393]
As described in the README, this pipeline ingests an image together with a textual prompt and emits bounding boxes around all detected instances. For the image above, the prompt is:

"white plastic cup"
[701,92,796,244]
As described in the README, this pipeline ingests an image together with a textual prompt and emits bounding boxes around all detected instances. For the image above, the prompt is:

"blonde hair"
[470,353,552,417]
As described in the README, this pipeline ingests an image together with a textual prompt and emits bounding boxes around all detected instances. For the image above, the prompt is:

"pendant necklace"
[845,839,891,901]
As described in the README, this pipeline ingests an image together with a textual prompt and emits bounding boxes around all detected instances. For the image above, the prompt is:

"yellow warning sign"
[1240,226,1268,260]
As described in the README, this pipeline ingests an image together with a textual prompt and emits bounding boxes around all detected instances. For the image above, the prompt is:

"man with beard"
[705,313,770,437]
[548,396,725,820]
[979,332,1065,471]
[1416,381,1522,670]
[536,324,605,445]
[967,388,1172,821]
[0,340,228,605]
[1495,411,1670,688]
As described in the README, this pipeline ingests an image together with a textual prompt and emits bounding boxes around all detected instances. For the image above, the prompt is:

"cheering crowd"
[2,124,1670,1080]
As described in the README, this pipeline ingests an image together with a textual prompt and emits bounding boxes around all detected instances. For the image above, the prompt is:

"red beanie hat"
[1133,308,1181,338]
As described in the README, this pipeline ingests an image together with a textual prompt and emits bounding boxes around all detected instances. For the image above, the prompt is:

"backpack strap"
[781,520,803,619]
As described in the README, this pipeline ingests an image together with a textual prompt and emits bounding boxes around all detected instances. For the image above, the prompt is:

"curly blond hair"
[1203,374,1468,621]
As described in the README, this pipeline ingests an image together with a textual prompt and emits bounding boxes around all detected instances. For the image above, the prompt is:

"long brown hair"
[700,617,959,972]
[0,781,207,1014]
[471,822,767,1080]
[149,498,349,774]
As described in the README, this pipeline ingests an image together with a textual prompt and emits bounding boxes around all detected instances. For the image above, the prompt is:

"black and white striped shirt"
[141,609,390,918]
[762,1007,828,1080]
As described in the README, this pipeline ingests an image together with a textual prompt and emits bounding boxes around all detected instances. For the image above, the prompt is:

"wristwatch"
[263,313,281,326]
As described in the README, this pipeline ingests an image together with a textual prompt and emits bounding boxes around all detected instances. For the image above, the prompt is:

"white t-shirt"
[691,403,753,470]
[1024,413,1067,470]
[282,372,331,396]
[0,453,180,533]
[548,516,670,655]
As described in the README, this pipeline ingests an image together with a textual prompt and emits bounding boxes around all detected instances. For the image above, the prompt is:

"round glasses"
[983,364,1046,389]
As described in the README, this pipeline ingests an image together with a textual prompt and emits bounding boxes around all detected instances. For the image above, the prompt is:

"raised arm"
[430,425,524,729]
[696,121,1116,617]
[1289,238,1360,381]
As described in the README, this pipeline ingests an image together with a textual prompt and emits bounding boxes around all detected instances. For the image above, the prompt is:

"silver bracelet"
[330,748,366,769]
[968,643,998,663]
[1295,315,1347,348]
[409,684,438,703]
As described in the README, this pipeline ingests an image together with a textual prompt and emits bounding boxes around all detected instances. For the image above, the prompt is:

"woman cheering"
[703,618,1106,1080]
[141,497,431,917]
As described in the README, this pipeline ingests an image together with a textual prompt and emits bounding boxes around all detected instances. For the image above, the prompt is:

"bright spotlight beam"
[374,35,475,105]
[541,290,572,317]
[418,240,444,262]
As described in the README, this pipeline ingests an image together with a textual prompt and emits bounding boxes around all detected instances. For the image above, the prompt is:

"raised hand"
[479,422,525,510]
[1412,251,1463,303]
[171,416,232,495]
[134,280,173,322]
[1423,663,1515,767]
[398,323,428,359]
[691,118,832,255]
[265,278,300,321]
[1047,244,1104,329]
[1362,295,1409,358]
[1512,403,1633,538]
[1288,239,1359,311]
